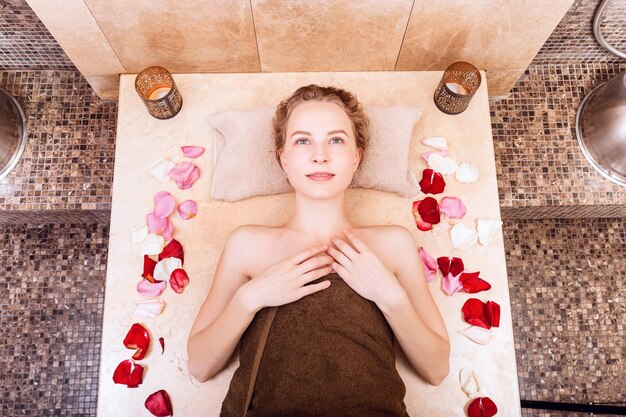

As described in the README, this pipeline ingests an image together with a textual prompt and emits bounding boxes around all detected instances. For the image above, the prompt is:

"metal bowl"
[0,86,27,181]
[575,70,626,187]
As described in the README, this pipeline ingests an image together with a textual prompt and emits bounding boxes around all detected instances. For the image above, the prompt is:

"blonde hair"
[272,84,370,171]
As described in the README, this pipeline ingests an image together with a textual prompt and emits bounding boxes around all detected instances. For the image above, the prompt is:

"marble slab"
[97,71,521,416]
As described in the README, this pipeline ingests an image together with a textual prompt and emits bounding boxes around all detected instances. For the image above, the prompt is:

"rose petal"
[159,239,185,265]
[459,368,481,399]
[154,191,176,218]
[137,279,167,297]
[133,298,165,319]
[460,271,492,293]
[142,255,158,282]
[113,359,144,388]
[162,219,174,242]
[456,162,480,183]
[477,218,503,246]
[458,326,494,345]
[154,257,183,281]
[441,272,463,295]
[123,323,150,360]
[421,150,448,162]
[181,145,205,158]
[439,196,466,219]
[169,161,200,190]
[422,136,448,150]
[412,200,433,231]
[462,298,501,329]
[431,221,452,236]
[141,233,165,256]
[170,268,189,293]
[437,256,464,277]
[145,389,173,417]
[178,200,198,220]
[147,213,168,235]
[419,169,446,194]
[428,153,459,175]
[159,337,165,354]
[467,397,498,417]
[149,157,176,183]
[418,247,438,283]
[451,223,478,250]
[131,224,149,243]
[417,196,441,225]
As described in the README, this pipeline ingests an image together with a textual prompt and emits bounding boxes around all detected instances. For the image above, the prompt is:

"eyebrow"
[290,129,349,138]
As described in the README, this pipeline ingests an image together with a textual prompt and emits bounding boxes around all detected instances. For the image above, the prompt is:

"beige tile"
[83,0,260,73]
[251,0,413,71]
[83,74,120,101]
[486,68,527,96]
[25,0,125,74]
[396,0,574,75]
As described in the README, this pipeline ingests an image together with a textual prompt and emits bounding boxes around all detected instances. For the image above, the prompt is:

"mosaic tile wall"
[0,70,117,212]
[0,0,75,70]
[0,221,108,416]
[534,0,626,64]
[504,217,625,406]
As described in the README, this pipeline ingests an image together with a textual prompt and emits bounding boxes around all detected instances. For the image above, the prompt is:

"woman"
[187,85,450,416]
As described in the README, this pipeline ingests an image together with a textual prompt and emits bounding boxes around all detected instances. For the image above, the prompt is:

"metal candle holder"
[433,61,481,115]
[135,66,183,119]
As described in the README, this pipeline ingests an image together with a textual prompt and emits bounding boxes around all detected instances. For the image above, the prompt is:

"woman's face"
[279,100,362,196]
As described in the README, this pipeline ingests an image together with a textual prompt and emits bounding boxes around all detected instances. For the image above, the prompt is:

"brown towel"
[220,272,411,417]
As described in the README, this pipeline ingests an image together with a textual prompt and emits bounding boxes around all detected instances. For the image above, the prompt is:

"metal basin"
[0,87,27,181]
[575,70,626,187]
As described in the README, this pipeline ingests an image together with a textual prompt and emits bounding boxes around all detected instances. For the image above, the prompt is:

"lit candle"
[446,82,468,95]
[149,87,171,100]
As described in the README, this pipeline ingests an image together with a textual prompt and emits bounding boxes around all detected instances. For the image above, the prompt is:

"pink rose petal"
[178,200,198,220]
[441,272,463,295]
[421,150,448,162]
[418,247,438,283]
[147,213,168,235]
[137,279,167,297]
[168,162,200,190]
[181,145,205,158]
[162,219,174,242]
[439,196,467,219]
[154,191,176,218]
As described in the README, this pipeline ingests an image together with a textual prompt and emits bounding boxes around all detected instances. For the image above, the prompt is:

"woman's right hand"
[239,244,334,312]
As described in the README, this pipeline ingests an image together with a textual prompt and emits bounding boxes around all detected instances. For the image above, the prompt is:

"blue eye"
[295,137,344,144]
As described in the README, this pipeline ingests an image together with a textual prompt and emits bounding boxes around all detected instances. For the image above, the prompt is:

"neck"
[282,191,356,246]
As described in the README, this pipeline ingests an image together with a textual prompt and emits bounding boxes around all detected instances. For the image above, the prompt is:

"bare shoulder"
[355,225,416,275]
[227,224,278,278]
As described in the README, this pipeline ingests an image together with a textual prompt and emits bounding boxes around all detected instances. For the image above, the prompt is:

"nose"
[311,143,329,164]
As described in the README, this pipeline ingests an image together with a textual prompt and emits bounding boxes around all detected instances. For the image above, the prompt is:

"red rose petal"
[123,323,151,360]
[159,239,184,265]
[142,255,158,283]
[460,271,492,294]
[467,397,498,417]
[437,256,465,277]
[145,389,173,417]
[412,200,433,231]
[419,168,446,194]
[486,301,501,328]
[170,268,189,294]
[159,337,165,354]
[418,196,441,225]
[112,359,144,388]
[462,298,501,329]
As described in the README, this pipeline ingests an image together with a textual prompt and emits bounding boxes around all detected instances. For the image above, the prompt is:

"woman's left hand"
[327,228,407,309]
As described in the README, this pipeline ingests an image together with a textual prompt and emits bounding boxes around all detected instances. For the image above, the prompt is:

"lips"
[307,172,334,177]
[307,172,334,181]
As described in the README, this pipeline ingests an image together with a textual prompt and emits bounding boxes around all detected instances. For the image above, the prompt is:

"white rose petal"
[477,218,503,246]
[133,298,165,318]
[428,153,459,175]
[431,221,451,236]
[149,156,176,183]
[131,224,149,243]
[459,367,482,399]
[450,223,478,250]
[422,136,448,150]
[141,233,165,256]
[458,326,494,346]
[154,257,183,281]
[456,162,480,183]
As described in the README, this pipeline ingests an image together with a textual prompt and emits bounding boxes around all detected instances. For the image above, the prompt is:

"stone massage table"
[97,71,522,416]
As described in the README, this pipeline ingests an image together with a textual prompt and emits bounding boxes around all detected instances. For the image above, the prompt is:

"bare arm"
[378,226,450,386]
[187,226,258,382]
